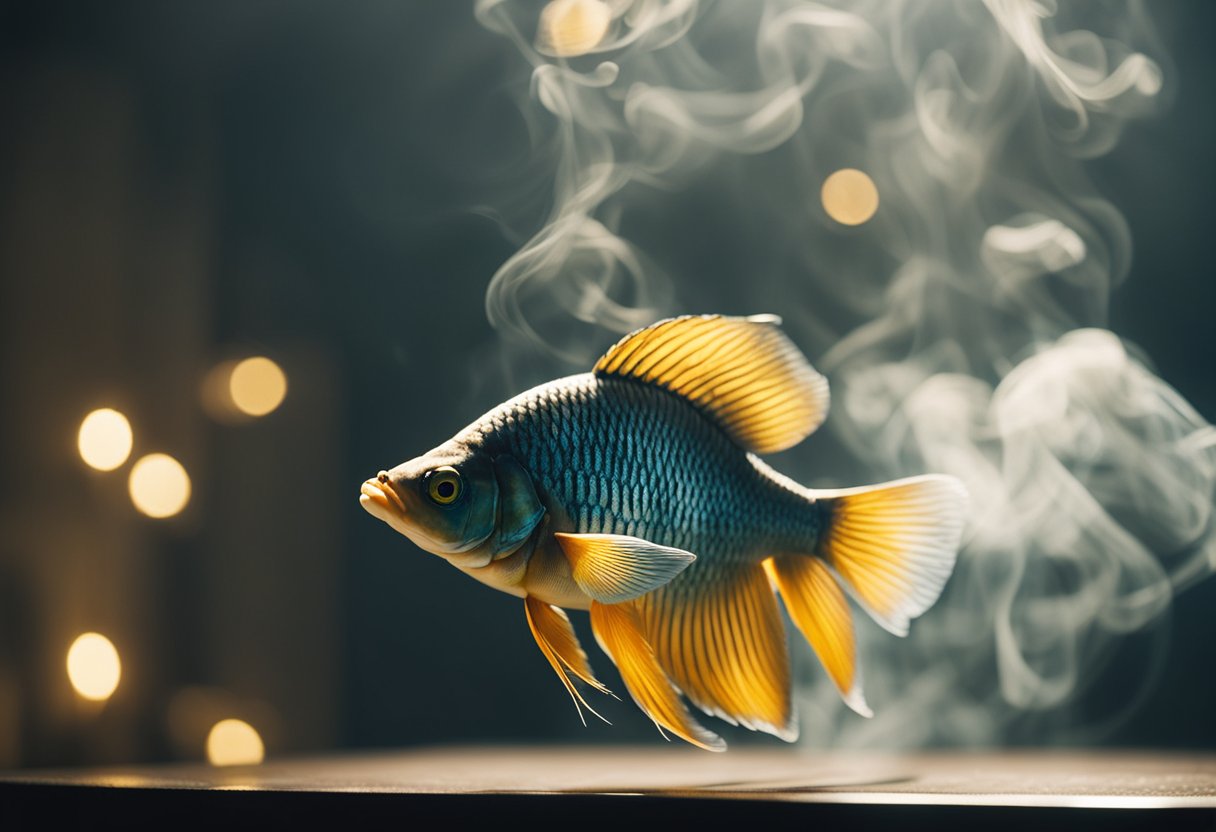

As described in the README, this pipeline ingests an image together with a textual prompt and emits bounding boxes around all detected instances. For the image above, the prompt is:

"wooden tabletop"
[3,747,1214,827]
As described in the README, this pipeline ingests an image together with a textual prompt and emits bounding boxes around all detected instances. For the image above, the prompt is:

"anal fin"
[634,564,795,740]
[590,601,726,752]
[764,556,871,717]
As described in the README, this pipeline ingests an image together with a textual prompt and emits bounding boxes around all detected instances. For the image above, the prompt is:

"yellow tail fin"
[815,475,968,637]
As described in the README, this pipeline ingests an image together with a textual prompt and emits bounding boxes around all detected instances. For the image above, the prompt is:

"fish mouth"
[359,475,490,567]
[359,477,461,558]
[360,478,406,519]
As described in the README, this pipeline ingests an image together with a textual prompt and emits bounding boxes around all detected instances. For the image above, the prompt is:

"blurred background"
[0,0,1213,769]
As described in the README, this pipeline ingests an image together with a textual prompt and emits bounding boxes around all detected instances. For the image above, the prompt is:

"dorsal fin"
[593,315,830,454]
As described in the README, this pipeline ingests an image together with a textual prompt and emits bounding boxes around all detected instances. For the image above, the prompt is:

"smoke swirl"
[473,0,1213,745]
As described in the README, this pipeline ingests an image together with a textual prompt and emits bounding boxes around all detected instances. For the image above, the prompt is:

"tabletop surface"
[4,746,1215,809]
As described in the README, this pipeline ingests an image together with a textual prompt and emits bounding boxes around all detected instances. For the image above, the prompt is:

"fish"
[360,314,967,750]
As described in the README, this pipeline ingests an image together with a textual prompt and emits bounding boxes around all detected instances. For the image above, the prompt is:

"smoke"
[472,0,1215,746]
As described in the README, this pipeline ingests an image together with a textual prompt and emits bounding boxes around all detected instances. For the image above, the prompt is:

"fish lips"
[360,478,405,518]
[360,478,419,542]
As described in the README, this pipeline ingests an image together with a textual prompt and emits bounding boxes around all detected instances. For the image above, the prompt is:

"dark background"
[0,1,1212,767]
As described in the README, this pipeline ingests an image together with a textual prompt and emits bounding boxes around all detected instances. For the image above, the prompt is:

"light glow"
[228,357,287,417]
[539,0,611,57]
[821,168,879,226]
[77,409,133,471]
[66,633,121,701]
[206,719,265,766]
[128,453,191,518]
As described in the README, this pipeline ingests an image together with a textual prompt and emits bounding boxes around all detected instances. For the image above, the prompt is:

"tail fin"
[766,475,966,715]
[813,475,968,637]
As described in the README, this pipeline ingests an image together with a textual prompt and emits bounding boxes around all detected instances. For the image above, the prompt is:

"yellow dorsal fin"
[555,533,696,604]
[593,315,830,454]
[525,596,615,725]
[589,601,726,752]
[764,556,871,717]
[634,564,795,740]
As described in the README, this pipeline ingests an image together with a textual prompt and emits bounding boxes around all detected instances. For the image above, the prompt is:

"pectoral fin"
[555,533,696,604]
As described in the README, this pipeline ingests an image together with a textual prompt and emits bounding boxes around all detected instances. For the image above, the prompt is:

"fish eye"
[425,467,463,506]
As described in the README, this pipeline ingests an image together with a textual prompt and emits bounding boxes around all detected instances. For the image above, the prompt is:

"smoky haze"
[471,0,1216,747]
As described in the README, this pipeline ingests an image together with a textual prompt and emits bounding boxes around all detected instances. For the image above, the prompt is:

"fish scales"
[469,374,821,565]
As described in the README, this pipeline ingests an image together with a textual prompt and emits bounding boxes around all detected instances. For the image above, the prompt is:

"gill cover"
[488,455,545,559]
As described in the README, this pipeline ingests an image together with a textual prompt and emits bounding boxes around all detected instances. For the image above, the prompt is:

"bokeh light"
[539,0,611,57]
[66,633,121,701]
[77,409,133,472]
[128,453,191,518]
[206,719,265,766]
[821,168,880,226]
[228,356,287,417]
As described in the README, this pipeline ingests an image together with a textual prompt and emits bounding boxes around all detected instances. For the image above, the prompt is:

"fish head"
[360,442,500,568]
